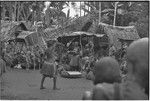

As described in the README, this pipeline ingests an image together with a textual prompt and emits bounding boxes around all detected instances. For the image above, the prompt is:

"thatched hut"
[0,21,18,41]
[98,22,140,50]
[40,14,92,41]
[0,21,28,42]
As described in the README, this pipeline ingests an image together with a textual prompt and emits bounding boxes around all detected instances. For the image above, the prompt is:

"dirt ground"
[0,69,93,100]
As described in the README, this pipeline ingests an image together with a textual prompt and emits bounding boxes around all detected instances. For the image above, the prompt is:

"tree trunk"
[13,1,17,21]
[99,2,101,23]
[113,2,118,26]
[17,2,20,21]
[80,2,81,17]
[2,8,6,20]
[21,3,26,21]
[88,2,89,11]
[9,6,13,21]
[84,2,85,16]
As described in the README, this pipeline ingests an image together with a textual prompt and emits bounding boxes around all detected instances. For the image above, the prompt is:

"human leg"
[53,76,57,89]
[53,76,60,90]
[40,75,46,89]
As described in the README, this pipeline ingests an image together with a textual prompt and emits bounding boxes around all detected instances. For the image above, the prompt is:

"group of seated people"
[65,41,95,71]
[82,38,149,100]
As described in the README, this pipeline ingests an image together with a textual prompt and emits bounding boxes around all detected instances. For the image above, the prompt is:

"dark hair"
[94,57,121,85]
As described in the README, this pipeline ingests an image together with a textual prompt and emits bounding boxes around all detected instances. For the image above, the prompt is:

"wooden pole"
[80,35,83,55]
[113,2,118,26]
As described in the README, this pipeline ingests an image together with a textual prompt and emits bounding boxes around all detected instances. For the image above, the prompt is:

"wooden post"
[80,35,83,55]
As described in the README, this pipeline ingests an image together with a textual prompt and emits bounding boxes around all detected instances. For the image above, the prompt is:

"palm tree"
[45,1,67,27]
[81,2,132,26]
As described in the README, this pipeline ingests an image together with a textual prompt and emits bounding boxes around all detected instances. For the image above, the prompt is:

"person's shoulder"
[95,83,114,93]
[92,83,114,100]
[121,81,148,100]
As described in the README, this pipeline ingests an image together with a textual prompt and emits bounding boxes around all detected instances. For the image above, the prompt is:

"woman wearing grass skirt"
[40,47,59,90]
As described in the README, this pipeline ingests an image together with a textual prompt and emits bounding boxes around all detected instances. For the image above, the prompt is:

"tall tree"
[45,1,66,27]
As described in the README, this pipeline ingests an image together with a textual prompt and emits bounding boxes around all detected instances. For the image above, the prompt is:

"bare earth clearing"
[1,69,93,100]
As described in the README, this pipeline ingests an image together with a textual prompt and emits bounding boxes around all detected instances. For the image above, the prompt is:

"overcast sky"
[44,2,88,18]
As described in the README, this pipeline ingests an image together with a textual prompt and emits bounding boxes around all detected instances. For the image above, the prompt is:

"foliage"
[81,1,149,37]
[127,2,149,38]
[0,1,149,38]
[129,16,149,38]
[0,1,45,22]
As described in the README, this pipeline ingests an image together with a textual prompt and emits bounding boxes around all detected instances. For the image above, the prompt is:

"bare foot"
[40,87,46,89]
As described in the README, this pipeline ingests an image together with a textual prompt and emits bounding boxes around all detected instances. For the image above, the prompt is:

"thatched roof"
[41,27,65,41]
[0,21,19,41]
[40,14,93,41]
[65,14,92,31]
[17,31,33,39]
[0,21,29,41]
[41,26,105,42]
[99,22,140,49]
[64,31,105,37]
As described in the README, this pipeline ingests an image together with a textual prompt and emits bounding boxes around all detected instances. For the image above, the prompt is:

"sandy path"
[1,69,93,100]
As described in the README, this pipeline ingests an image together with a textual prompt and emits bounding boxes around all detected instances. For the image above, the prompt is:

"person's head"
[94,57,121,85]
[126,38,149,94]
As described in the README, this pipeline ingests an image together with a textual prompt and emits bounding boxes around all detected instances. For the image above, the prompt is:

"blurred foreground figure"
[125,38,149,98]
[83,57,121,100]
[83,38,149,100]
[94,57,121,85]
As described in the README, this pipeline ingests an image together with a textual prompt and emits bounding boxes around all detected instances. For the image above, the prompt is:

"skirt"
[40,61,56,77]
